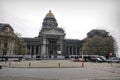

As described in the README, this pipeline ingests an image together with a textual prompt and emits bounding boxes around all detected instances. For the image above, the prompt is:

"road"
[0,66,120,80]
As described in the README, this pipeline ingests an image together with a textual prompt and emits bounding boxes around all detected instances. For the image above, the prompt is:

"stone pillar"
[38,46,41,55]
[41,38,46,55]
[30,45,32,55]
[11,42,14,55]
[0,40,3,55]
[60,43,62,54]
[76,47,77,55]
[70,47,71,55]
[59,36,63,55]
[68,47,70,56]
[71,47,73,55]
[10,42,12,55]
[9,42,12,55]
[7,41,10,55]
[46,45,48,55]
[34,46,36,55]
[1,40,3,55]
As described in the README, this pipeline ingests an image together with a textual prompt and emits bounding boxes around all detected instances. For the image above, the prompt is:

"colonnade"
[28,45,80,56]
[65,46,80,55]
[29,45,41,56]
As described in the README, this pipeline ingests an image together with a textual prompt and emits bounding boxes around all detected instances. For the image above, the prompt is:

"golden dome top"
[46,10,55,18]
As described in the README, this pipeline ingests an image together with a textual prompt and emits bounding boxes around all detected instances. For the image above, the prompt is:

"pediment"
[43,29,64,35]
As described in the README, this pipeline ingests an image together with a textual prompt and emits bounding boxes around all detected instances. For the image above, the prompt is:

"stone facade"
[0,24,16,56]
[23,10,82,58]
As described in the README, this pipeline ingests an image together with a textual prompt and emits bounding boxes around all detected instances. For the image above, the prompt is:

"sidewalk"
[0,60,120,68]
[0,76,57,80]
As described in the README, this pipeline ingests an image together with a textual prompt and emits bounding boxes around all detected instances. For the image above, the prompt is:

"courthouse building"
[0,10,82,59]
[23,10,82,58]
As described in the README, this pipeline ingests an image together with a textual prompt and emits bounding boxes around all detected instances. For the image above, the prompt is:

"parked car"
[107,57,120,63]
[70,55,84,62]
[91,57,103,62]
[90,56,103,62]
[98,56,107,62]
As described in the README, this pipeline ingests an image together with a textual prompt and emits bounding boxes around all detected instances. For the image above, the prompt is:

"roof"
[22,37,40,41]
[22,37,42,45]
[64,39,82,46]
[0,23,14,32]
[64,39,81,42]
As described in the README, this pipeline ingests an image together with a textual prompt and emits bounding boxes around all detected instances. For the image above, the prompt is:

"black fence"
[0,56,23,61]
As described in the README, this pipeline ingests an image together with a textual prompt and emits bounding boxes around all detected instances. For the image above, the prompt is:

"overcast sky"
[0,0,120,57]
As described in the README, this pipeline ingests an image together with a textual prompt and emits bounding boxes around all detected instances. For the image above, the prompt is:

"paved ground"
[1,60,120,68]
[0,60,120,80]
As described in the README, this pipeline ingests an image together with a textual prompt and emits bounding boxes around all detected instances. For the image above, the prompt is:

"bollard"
[58,63,60,68]
[111,61,112,67]
[29,62,31,68]
[82,60,84,68]
[9,62,11,67]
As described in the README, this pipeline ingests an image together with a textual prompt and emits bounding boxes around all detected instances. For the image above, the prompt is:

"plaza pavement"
[0,60,120,68]
[0,60,120,80]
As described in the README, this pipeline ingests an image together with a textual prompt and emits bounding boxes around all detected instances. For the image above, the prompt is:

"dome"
[46,10,55,18]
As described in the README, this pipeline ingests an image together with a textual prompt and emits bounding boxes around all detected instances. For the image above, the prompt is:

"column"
[29,45,32,55]
[0,40,3,55]
[38,46,40,55]
[68,47,70,56]
[59,36,63,55]
[70,47,71,55]
[60,43,62,54]
[8,41,11,55]
[1,40,3,55]
[11,42,14,55]
[72,47,73,55]
[60,40,63,55]
[64,46,66,55]
[10,42,12,55]
[34,46,36,55]
[41,38,46,55]
[46,45,48,55]
[7,41,9,55]
[76,47,77,55]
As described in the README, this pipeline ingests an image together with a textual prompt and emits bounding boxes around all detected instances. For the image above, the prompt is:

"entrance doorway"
[48,38,58,58]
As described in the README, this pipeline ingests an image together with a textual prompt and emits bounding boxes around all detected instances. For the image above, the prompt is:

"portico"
[40,28,65,57]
